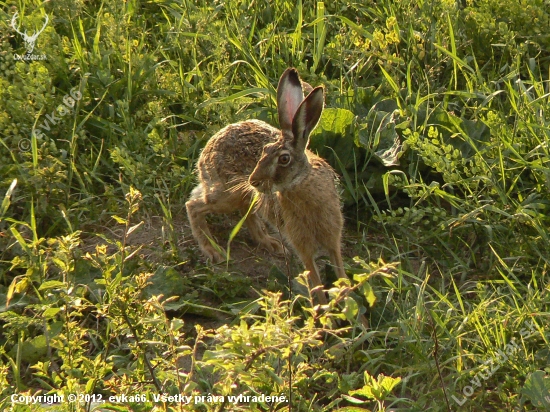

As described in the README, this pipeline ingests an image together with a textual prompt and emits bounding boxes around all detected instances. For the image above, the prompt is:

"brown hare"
[186,68,351,308]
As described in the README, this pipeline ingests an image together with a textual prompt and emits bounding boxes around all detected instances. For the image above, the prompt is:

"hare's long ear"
[277,68,304,132]
[291,86,324,152]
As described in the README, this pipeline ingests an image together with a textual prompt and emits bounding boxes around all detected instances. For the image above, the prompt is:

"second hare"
[186,68,348,305]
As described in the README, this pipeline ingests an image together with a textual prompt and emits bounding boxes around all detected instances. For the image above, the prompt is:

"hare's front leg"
[243,211,284,255]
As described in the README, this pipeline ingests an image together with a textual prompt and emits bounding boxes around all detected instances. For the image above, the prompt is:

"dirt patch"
[78,209,377,323]
[81,209,376,285]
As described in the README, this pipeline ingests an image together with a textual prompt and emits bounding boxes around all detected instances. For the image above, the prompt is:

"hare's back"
[200,120,280,181]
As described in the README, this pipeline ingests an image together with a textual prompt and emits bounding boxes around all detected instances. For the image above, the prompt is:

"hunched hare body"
[186,68,348,305]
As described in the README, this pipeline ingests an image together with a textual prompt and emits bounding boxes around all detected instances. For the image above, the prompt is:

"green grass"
[1,0,550,411]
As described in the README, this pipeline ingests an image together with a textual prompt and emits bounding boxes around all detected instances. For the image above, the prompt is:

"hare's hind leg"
[329,248,369,329]
[329,249,347,281]
[300,254,328,305]
[185,183,238,263]
[291,240,328,304]
[243,212,284,255]
[186,183,225,262]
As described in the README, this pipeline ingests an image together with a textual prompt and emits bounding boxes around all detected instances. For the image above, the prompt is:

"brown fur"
[186,120,283,261]
[186,69,367,327]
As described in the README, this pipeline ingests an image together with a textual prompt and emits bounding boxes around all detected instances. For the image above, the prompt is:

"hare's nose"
[249,178,260,188]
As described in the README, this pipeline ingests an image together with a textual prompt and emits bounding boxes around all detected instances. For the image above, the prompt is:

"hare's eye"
[278,154,291,165]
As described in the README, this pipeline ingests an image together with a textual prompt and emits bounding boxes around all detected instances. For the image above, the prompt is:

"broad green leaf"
[314,107,355,137]
[43,307,62,319]
[310,108,356,169]
[349,372,402,401]
[342,296,358,322]
[521,370,550,408]
[353,277,377,308]
[9,335,48,364]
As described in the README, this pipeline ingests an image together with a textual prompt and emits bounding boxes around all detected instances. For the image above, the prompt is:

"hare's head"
[249,68,324,194]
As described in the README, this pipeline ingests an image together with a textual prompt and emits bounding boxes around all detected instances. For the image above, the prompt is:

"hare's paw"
[200,244,226,264]
[261,235,285,255]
